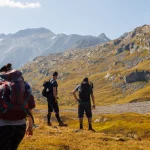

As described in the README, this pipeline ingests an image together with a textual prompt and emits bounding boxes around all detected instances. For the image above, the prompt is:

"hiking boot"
[74,128,83,132]
[47,122,52,126]
[59,121,68,127]
[89,128,96,132]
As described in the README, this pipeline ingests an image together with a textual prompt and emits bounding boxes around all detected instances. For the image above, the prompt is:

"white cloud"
[0,0,41,9]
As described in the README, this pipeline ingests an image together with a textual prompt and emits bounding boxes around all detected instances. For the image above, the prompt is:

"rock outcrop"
[124,70,150,83]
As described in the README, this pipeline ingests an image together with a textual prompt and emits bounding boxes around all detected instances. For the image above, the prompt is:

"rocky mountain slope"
[21,24,150,106]
[0,28,110,68]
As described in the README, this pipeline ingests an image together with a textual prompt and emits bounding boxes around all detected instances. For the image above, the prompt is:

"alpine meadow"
[19,25,150,150]
[1,1,150,149]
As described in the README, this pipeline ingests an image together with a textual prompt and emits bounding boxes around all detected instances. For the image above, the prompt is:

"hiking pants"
[47,96,59,114]
[0,124,26,150]
[78,102,92,118]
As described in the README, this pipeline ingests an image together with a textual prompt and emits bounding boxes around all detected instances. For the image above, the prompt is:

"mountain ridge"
[21,24,150,106]
[0,27,110,68]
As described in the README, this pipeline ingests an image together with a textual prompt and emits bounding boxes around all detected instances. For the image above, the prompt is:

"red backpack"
[0,69,34,122]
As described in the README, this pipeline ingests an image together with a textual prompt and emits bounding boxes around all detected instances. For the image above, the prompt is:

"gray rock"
[114,39,121,45]
[124,70,150,83]
[116,48,124,54]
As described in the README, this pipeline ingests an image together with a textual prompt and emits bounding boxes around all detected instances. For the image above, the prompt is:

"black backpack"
[42,81,53,98]
[79,82,92,102]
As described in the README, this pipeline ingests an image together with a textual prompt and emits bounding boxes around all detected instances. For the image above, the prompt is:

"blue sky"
[0,0,150,39]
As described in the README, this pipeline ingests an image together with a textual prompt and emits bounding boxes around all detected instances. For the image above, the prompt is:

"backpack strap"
[2,84,13,109]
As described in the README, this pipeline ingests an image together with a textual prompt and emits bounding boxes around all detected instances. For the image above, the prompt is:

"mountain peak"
[12,27,55,38]
[98,33,110,41]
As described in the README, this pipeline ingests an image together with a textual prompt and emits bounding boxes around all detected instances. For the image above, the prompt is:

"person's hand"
[92,104,96,109]
[55,98,58,103]
[26,126,33,137]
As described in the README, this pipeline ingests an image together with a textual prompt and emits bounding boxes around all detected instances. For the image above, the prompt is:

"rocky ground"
[34,101,150,115]
[93,101,150,114]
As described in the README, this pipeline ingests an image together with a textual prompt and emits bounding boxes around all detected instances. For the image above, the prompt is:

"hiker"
[72,77,95,131]
[0,63,35,150]
[44,71,67,127]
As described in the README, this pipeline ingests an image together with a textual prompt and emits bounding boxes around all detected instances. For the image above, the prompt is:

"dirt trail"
[92,101,150,114]
[34,101,150,115]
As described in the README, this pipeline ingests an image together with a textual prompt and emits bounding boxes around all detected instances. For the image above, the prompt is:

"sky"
[0,0,150,39]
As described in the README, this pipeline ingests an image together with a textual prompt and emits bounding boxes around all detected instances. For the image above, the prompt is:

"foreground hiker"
[0,63,35,150]
[43,71,67,127]
[72,77,95,131]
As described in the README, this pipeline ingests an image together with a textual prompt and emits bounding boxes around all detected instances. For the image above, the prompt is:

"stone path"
[62,101,150,114]
[34,101,150,115]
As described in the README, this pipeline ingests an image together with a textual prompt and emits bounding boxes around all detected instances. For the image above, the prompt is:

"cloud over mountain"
[0,0,41,9]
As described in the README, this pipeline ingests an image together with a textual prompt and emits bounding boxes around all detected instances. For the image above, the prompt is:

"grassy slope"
[21,25,150,106]
[19,26,150,150]
[19,104,150,150]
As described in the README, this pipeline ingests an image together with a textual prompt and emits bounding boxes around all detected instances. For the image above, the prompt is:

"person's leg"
[10,124,26,150]
[47,101,53,125]
[87,117,93,130]
[47,113,52,125]
[85,104,95,131]
[52,101,61,123]
[53,101,67,126]
[79,118,83,129]
[0,126,14,150]
[78,103,84,129]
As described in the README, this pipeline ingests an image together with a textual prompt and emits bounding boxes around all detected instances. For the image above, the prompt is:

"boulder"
[116,48,124,54]
[114,39,121,45]
[124,70,150,83]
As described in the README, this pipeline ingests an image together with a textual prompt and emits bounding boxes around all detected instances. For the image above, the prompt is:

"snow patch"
[51,36,56,40]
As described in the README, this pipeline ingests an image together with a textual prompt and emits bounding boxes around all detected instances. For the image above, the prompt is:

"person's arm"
[53,87,57,101]
[72,89,79,102]
[26,91,35,137]
[91,93,95,109]
[26,110,33,137]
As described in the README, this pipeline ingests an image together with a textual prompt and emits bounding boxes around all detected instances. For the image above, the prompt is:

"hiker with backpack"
[72,77,95,131]
[42,71,67,127]
[0,63,35,150]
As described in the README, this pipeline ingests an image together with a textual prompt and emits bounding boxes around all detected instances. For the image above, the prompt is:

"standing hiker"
[0,63,35,150]
[43,71,67,127]
[72,77,95,131]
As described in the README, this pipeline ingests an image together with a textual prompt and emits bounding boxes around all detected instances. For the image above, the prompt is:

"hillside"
[0,28,109,68]
[19,106,150,150]
[22,24,150,106]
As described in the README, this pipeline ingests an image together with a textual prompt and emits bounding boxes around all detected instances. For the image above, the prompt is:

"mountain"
[0,34,6,39]
[0,28,110,68]
[71,35,110,49]
[98,33,110,42]
[21,24,150,106]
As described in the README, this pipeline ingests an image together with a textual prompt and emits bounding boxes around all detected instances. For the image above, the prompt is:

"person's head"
[83,77,89,83]
[0,66,7,72]
[53,71,58,80]
[0,63,12,73]
[6,63,12,71]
